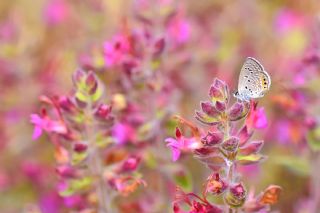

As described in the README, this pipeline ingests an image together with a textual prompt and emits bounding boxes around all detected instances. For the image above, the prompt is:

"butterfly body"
[234,57,271,102]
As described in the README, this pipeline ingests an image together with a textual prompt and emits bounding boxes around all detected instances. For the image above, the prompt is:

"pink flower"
[112,123,135,144]
[44,0,69,25]
[30,113,67,140]
[173,187,222,213]
[103,34,131,67]
[165,127,201,161]
[121,156,141,172]
[274,9,304,34]
[167,13,191,45]
[246,103,268,129]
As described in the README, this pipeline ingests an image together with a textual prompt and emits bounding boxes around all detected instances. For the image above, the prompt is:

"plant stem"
[90,147,112,213]
[85,100,113,213]
[224,118,236,213]
[310,151,320,213]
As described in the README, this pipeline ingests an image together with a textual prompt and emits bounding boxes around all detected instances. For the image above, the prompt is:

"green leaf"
[59,177,93,197]
[91,85,103,102]
[71,152,88,165]
[307,127,320,151]
[96,136,114,148]
[236,154,266,165]
[75,91,88,103]
[195,111,220,125]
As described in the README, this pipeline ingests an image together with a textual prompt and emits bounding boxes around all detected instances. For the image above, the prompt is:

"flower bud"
[56,165,77,178]
[72,69,86,85]
[215,101,226,112]
[59,96,77,114]
[209,78,229,103]
[220,137,239,160]
[224,183,247,208]
[121,156,140,172]
[201,131,223,146]
[228,102,246,121]
[153,37,165,56]
[86,71,98,95]
[95,104,112,119]
[206,173,227,195]
[201,101,220,117]
[73,142,88,153]
[209,85,223,101]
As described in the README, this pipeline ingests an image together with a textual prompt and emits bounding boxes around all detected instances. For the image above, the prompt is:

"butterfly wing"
[238,57,271,99]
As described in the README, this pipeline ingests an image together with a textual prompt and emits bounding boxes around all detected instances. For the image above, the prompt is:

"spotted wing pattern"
[238,57,271,100]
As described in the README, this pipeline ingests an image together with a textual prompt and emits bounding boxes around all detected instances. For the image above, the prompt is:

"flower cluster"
[31,70,144,212]
[166,78,281,212]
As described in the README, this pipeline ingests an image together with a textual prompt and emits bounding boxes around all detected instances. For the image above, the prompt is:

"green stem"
[85,99,113,213]
[89,147,112,213]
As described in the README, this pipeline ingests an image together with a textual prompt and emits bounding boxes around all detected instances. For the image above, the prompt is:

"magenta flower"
[165,127,201,161]
[112,122,136,145]
[167,13,191,45]
[30,113,67,140]
[103,34,131,67]
[246,103,268,130]
[173,187,222,213]
[44,0,69,25]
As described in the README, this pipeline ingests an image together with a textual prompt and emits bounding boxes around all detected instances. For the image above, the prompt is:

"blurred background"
[1,0,320,212]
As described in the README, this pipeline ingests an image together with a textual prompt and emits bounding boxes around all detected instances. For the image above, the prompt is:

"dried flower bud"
[224,183,247,208]
[201,131,223,146]
[206,173,227,195]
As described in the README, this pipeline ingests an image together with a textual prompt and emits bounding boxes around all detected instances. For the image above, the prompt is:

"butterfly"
[234,57,271,102]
